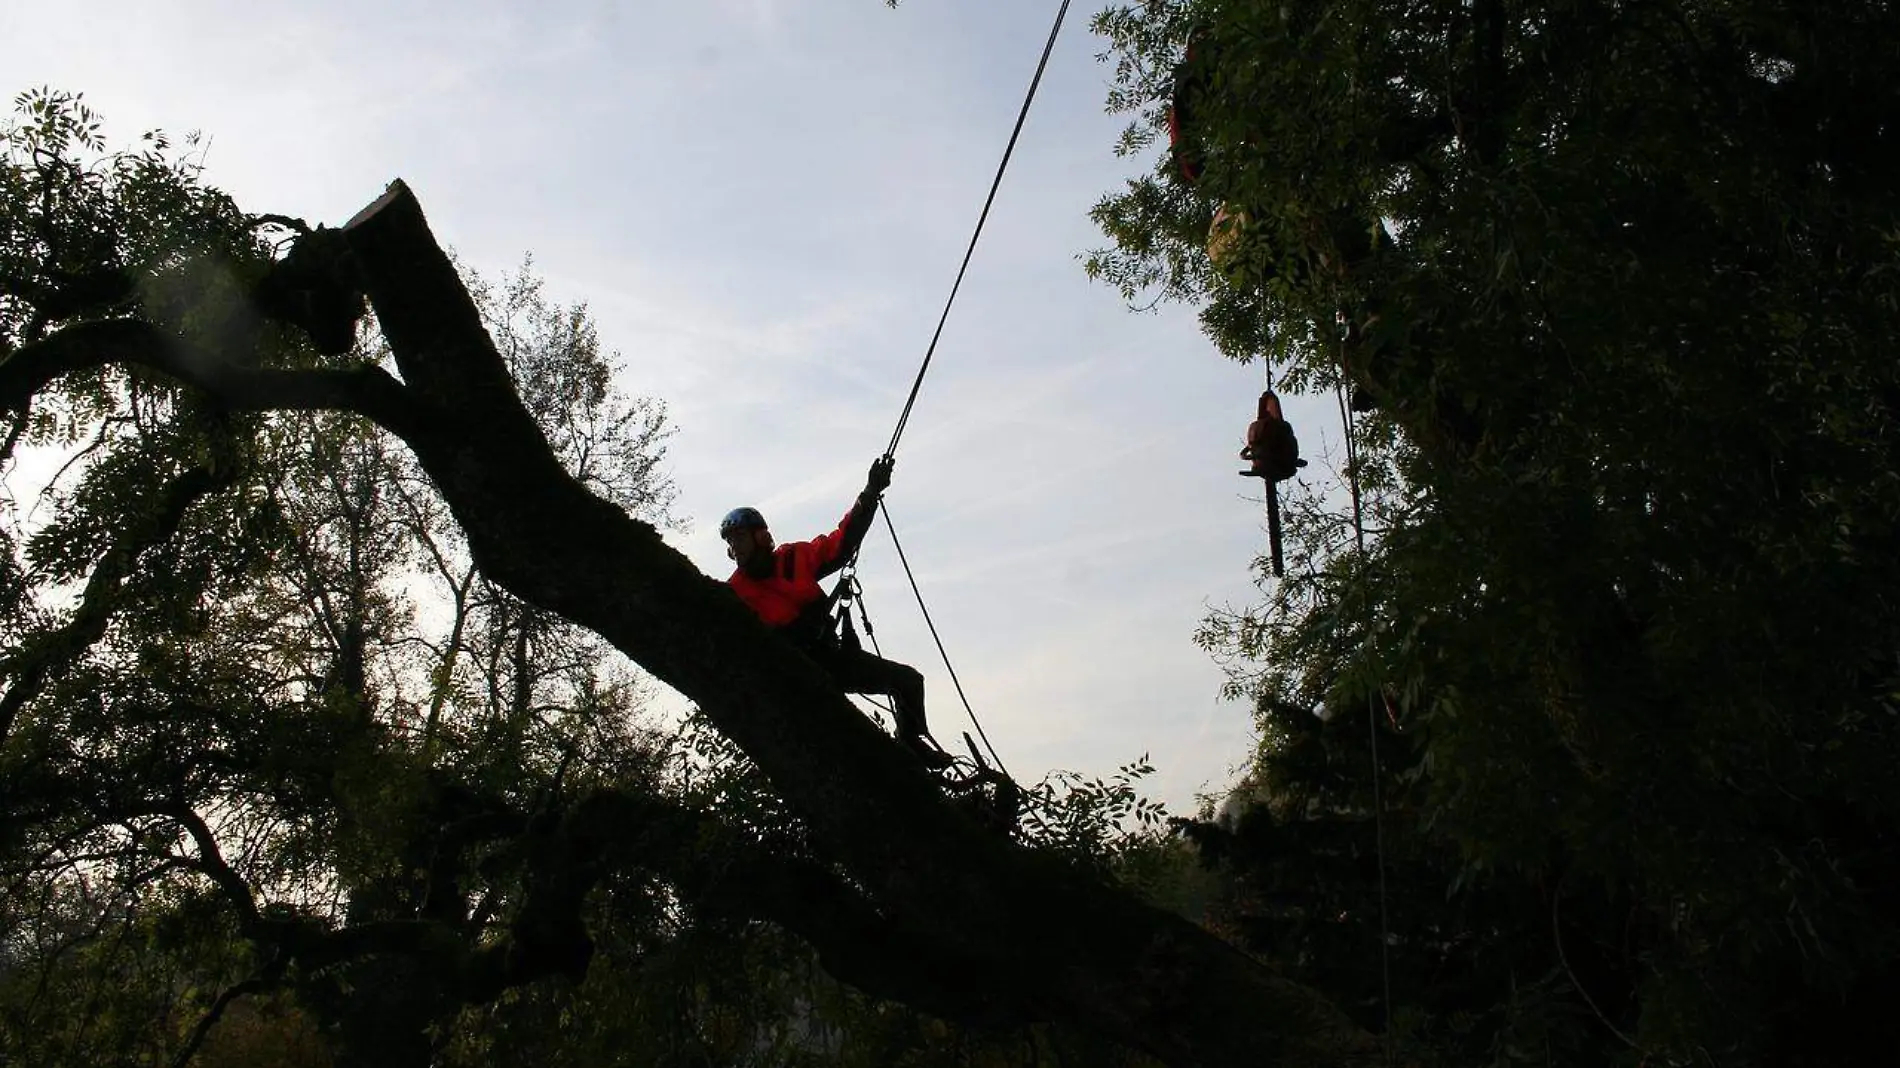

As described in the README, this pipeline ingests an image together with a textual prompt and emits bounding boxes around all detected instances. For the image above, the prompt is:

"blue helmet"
[719,506,767,539]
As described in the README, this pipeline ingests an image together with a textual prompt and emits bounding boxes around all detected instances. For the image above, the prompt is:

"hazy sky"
[3,1,1349,811]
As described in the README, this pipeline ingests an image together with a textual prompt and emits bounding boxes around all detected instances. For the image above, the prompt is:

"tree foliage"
[1092,1,1900,1063]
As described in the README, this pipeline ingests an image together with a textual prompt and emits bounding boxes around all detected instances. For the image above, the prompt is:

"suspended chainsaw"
[1239,388,1306,577]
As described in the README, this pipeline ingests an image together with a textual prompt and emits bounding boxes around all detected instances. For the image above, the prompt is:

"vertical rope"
[1336,377,1394,1063]
[843,2,1072,777]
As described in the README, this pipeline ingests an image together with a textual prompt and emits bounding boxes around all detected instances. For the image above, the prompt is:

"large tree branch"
[0,269,137,323]
[0,318,431,443]
[340,182,962,890]
[331,180,1380,1067]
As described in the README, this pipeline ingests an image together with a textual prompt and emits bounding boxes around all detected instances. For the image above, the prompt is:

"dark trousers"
[802,641,930,741]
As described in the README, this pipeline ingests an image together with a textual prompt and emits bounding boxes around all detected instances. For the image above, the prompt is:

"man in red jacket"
[721,456,953,768]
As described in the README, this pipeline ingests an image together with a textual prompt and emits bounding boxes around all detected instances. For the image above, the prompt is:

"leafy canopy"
[1092,0,1900,1063]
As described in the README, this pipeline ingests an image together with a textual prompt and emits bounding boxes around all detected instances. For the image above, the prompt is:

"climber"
[721,457,953,769]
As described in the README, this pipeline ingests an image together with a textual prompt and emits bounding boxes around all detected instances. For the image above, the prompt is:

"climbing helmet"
[719,506,767,539]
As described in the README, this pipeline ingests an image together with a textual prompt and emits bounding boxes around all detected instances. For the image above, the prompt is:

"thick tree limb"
[0,270,136,322]
[0,318,430,442]
[334,180,1379,1067]
[340,182,965,892]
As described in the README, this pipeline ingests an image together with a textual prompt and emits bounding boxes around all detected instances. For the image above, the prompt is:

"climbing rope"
[838,0,1070,775]
[884,0,1072,459]
[1335,372,1394,1063]
[880,504,1010,777]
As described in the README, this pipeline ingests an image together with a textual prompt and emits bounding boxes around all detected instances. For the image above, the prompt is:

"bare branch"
[151,802,261,929]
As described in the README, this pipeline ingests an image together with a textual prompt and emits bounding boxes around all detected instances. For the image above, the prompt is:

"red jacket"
[728,503,865,630]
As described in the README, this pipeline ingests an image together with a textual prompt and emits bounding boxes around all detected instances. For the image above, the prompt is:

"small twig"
[26,414,128,527]
[1553,869,1642,1051]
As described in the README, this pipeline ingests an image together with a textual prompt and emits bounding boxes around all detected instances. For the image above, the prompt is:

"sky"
[2,1,1350,812]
